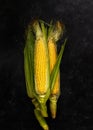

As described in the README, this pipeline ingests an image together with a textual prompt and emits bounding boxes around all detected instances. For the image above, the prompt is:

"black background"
[0,0,93,129]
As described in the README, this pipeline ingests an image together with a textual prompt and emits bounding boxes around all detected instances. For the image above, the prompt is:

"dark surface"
[0,0,93,130]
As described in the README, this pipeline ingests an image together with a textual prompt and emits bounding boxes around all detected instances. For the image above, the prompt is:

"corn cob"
[48,21,64,118]
[48,40,60,119]
[49,39,67,119]
[33,21,50,98]
[34,37,48,95]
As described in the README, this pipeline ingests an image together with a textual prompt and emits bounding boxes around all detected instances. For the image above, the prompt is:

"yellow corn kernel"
[51,72,60,95]
[34,37,48,95]
[48,39,60,95]
[48,39,57,70]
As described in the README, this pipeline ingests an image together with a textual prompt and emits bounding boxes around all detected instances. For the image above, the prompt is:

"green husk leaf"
[40,21,47,40]
[48,20,53,37]
[34,109,49,130]
[24,24,35,98]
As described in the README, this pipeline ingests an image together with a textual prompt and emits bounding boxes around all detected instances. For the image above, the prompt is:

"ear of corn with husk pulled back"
[24,19,67,130]
[33,21,50,118]
[48,21,66,118]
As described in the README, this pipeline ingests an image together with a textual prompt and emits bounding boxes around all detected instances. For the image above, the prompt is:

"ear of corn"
[48,40,60,118]
[33,20,50,117]
[33,21,50,98]
[48,39,60,119]
[49,38,67,118]
[48,21,66,118]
